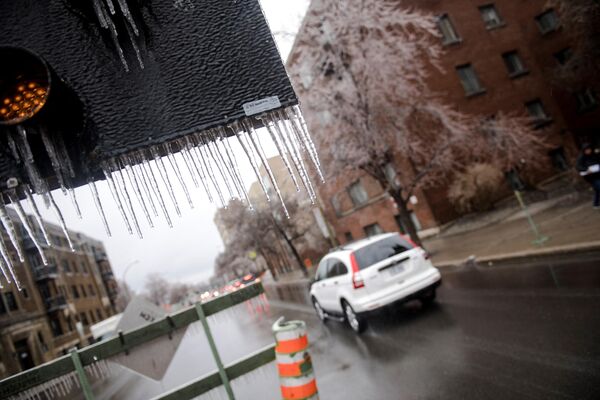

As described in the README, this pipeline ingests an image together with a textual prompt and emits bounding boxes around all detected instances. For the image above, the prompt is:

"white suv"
[310,233,441,333]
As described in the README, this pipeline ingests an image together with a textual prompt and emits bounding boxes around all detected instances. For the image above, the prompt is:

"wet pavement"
[84,254,600,399]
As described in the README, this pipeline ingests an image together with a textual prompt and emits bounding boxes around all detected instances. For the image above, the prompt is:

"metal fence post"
[70,349,94,400]
[195,302,235,400]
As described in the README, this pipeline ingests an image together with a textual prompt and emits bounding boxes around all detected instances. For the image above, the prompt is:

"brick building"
[0,213,117,379]
[288,0,599,245]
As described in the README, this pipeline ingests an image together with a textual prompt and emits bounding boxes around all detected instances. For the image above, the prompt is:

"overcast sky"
[23,0,310,293]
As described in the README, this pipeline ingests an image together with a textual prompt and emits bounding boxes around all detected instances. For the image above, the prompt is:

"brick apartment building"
[288,0,599,245]
[0,212,118,379]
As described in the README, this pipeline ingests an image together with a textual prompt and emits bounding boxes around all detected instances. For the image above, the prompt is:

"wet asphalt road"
[92,254,600,400]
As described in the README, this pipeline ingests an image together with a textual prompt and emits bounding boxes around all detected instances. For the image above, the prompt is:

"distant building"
[0,211,117,379]
[288,0,599,245]
[214,155,331,277]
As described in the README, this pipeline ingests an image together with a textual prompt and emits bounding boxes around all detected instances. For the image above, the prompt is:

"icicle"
[54,131,77,179]
[46,192,75,251]
[88,181,112,236]
[111,160,143,238]
[6,133,20,162]
[243,120,289,218]
[12,126,49,196]
[211,129,245,201]
[39,127,67,194]
[117,0,139,36]
[217,127,253,208]
[7,191,48,265]
[231,122,270,201]
[285,107,325,182]
[176,139,200,189]
[164,144,193,209]
[0,256,12,287]
[261,115,300,192]
[101,1,130,72]
[141,157,173,228]
[132,155,159,217]
[121,156,153,228]
[92,0,109,29]
[0,198,25,262]
[102,163,133,235]
[23,185,51,245]
[194,134,226,207]
[202,132,235,200]
[186,136,215,204]
[105,0,116,15]
[125,21,144,70]
[272,114,316,203]
[151,148,182,217]
[0,230,20,290]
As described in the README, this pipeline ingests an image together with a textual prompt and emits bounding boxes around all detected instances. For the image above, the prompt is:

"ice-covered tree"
[289,0,547,245]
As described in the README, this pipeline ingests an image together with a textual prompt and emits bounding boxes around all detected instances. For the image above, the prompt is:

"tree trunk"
[273,223,308,277]
[259,249,278,281]
[388,187,424,248]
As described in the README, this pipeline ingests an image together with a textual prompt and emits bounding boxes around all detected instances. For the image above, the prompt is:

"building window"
[364,223,384,237]
[50,317,63,337]
[348,181,369,207]
[438,14,460,44]
[21,287,29,299]
[72,261,78,274]
[5,291,18,311]
[72,285,80,299]
[344,232,354,243]
[331,194,342,216]
[81,262,88,274]
[536,9,559,34]
[89,311,95,324]
[575,89,597,112]
[554,47,572,65]
[62,260,71,273]
[0,295,6,314]
[80,285,87,297]
[549,147,569,172]
[525,99,550,122]
[479,4,503,29]
[80,313,89,326]
[88,284,96,296]
[37,331,48,353]
[456,64,485,95]
[96,309,103,321]
[502,51,527,77]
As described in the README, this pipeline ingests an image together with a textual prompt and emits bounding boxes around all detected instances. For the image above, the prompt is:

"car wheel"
[312,298,327,323]
[342,300,367,334]
[421,289,436,306]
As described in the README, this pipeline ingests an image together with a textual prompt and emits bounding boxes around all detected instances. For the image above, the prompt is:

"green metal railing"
[0,282,275,399]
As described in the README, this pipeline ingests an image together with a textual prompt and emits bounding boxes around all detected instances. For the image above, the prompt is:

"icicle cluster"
[98,105,324,239]
[6,360,112,400]
[0,105,322,289]
[91,0,144,72]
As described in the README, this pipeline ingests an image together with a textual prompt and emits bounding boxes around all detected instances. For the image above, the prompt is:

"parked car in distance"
[310,233,441,333]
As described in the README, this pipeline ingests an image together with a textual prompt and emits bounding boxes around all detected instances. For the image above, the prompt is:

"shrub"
[448,163,504,213]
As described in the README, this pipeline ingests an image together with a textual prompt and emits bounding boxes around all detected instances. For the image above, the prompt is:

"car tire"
[342,300,367,334]
[420,288,437,306]
[312,298,327,323]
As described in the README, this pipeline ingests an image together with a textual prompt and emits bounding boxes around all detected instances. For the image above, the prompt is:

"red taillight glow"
[350,253,365,289]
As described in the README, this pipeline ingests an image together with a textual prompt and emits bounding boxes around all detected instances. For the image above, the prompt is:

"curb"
[434,240,600,268]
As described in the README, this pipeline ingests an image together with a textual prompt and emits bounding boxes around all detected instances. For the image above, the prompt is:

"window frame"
[536,9,560,35]
[456,64,485,96]
[437,14,461,45]
[347,181,369,208]
[479,4,504,30]
[502,51,528,78]
[363,223,384,237]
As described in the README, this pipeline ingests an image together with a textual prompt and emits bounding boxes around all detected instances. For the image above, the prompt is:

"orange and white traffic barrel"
[272,317,319,400]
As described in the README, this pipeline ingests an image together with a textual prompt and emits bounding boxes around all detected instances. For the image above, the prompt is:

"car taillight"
[350,253,365,289]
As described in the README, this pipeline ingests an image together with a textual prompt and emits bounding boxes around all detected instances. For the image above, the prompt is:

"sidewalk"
[426,190,600,267]
[265,189,600,285]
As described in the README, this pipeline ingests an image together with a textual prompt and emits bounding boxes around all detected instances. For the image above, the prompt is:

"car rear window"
[354,235,414,270]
